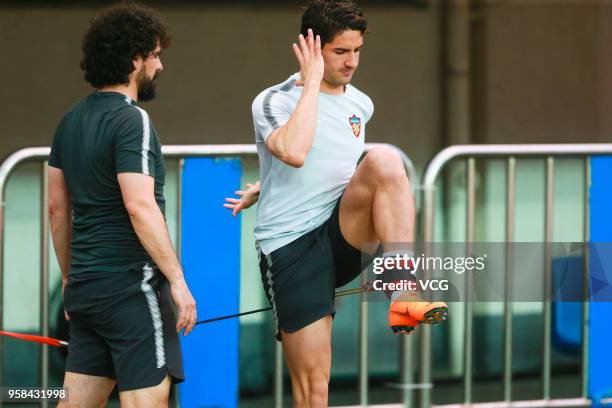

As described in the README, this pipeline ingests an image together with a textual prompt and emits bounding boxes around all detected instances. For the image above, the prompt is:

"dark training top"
[49,92,165,275]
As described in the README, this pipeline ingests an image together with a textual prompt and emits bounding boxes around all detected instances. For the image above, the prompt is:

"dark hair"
[300,0,367,47]
[80,2,171,88]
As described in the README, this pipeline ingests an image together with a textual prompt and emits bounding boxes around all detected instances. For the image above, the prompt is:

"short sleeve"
[114,107,158,177]
[48,118,65,169]
[363,95,374,124]
[251,89,293,143]
[366,97,374,123]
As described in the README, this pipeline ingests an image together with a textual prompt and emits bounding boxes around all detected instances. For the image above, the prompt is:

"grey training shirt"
[252,73,374,255]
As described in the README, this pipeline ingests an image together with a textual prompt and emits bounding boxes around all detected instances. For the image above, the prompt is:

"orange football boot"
[388,301,419,334]
[378,255,449,334]
[389,291,448,334]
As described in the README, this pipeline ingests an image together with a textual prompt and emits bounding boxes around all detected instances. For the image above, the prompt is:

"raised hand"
[293,28,324,87]
[224,181,261,216]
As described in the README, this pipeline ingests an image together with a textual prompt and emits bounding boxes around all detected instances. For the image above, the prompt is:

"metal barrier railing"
[0,143,418,408]
[418,144,612,408]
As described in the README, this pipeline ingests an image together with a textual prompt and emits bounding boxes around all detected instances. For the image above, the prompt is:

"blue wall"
[588,156,612,405]
[179,158,241,408]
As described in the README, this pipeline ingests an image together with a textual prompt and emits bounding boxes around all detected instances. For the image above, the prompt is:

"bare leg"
[119,375,171,408]
[281,315,333,408]
[339,147,449,332]
[339,147,415,252]
[57,371,115,408]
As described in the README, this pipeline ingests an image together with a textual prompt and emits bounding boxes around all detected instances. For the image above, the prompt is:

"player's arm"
[224,181,260,216]
[117,173,196,335]
[265,29,324,168]
[48,167,72,287]
[115,109,196,335]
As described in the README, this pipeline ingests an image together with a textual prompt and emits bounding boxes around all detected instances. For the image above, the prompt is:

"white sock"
[381,251,416,302]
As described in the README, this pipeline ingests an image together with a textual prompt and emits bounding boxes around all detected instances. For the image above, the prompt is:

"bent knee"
[363,147,407,182]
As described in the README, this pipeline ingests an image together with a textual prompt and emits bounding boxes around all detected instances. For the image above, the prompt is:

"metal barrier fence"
[0,143,418,408]
[418,144,612,408]
[4,143,610,407]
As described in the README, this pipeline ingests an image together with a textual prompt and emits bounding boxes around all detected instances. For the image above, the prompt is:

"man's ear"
[132,56,144,72]
[129,56,143,81]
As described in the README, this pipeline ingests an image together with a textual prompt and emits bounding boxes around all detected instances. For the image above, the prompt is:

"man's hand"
[169,277,197,336]
[293,28,324,87]
[223,181,260,216]
[263,29,321,167]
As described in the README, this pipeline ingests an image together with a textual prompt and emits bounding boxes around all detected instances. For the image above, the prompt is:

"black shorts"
[63,264,184,391]
[259,197,376,340]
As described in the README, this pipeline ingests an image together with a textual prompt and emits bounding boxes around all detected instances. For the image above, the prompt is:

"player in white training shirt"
[225,1,447,406]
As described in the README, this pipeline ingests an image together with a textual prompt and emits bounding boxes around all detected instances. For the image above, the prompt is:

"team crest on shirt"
[349,115,362,137]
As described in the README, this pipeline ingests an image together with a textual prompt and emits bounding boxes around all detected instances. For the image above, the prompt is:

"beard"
[136,69,158,102]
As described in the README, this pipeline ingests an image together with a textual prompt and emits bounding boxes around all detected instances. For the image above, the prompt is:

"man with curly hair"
[48,3,196,406]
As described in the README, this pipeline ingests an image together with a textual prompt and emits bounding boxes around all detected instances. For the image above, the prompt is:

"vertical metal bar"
[464,158,476,405]
[359,272,369,406]
[400,153,416,407]
[419,170,437,408]
[40,161,50,408]
[418,285,432,407]
[542,157,554,400]
[402,335,414,408]
[275,340,283,408]
[171,159,184,408]
[581,157,590,398]
[503,157,515,402]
